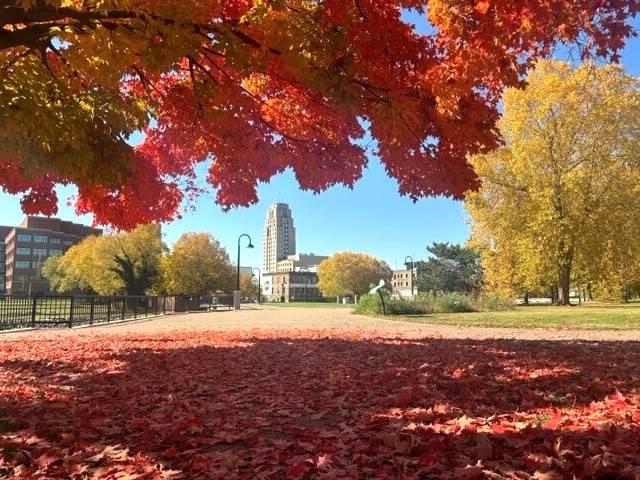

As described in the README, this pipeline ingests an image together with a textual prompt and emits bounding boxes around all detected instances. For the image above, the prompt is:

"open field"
[396,303,640,330]
[1,306,639,478]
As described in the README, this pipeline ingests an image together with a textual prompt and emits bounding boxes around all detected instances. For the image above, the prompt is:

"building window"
[33,248,47,256]
[49,238,62,244]
[33,235,48,243]
[63,240,73,245]
[49,249,63,256]
[17,234,31,242]
[15,261,30,269]
[32,261,42,269]
[16,247,31,255]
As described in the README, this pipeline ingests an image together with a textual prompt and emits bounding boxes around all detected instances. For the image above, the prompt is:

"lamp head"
[248,242,255,249]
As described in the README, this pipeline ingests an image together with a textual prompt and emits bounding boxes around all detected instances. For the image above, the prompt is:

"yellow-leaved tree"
[239,271,260,300]
[42,224,165,295]
[466,60,640,305]
[317,252,392,299]
[159,233,235,295]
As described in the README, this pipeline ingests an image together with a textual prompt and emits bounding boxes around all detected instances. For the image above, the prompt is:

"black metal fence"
[0,295,176,331]
[174,295,234,312]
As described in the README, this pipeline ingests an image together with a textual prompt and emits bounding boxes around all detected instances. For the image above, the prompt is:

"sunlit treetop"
[1,0,638,228]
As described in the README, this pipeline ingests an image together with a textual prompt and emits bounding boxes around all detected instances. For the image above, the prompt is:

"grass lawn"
[396,303,640,330]
[264,301,353,308]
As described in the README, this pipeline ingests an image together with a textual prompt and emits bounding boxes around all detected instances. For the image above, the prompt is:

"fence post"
[107,297,112,322]
[133,298,137,319]
[122,298,126,320]
[89,296,95,325]
[162,296,166,314]
[30,297,37,328]
[68,296,74,329]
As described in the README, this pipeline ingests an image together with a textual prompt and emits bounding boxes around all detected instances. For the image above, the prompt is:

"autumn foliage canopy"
[1,0,639,228]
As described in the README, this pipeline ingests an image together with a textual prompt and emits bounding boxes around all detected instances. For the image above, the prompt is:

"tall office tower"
[262,203,296,273]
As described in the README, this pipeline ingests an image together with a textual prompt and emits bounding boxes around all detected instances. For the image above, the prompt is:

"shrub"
[354,293,385,314]
[432,292,475,313]
[474,294,515,312]
[354,291,515,316]
[387,297,431,315]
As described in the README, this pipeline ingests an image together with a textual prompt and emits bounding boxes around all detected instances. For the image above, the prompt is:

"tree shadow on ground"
[1,334,639,479]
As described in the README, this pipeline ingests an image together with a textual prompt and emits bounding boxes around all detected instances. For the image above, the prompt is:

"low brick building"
[391,268,417,297]
[264,271,324,303]
[2,217,102,295]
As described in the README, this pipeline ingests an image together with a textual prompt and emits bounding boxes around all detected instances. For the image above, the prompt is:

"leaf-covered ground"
[1,315,640,479]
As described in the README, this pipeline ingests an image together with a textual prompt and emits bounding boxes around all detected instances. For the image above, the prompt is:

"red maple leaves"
[2,1,639,227]
[1,328,639,478]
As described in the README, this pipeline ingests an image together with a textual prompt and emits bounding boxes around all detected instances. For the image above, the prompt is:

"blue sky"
[1,13,639,269]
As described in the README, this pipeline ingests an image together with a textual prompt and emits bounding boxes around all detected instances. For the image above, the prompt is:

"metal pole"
[30,296,37,328]
[377,289,386,315]
[236,234,254,309]
[68,296,74,329]
[405,256,415,296]
[253,267,261,304]
[237,238,241,292]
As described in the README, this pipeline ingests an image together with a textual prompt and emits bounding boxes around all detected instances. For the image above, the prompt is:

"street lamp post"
[235,234,254,309]
[404,255,415,296]
[252,267,261,304]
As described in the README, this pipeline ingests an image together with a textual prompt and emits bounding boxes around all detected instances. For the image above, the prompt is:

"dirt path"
[2,305,639,342]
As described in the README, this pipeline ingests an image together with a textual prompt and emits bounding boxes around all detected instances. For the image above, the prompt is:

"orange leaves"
[541,412,565,431]
[474,1,490,15]
[2,1,638,226]
[605,391,630,410]
[2,319,640,478]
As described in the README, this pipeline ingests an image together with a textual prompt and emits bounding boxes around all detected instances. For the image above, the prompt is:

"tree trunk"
[557,259,572,306]
[577,282,582,305]
[523,291,529,305]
